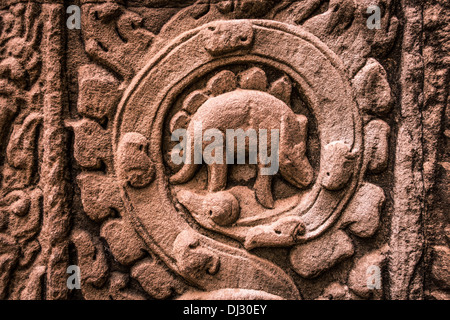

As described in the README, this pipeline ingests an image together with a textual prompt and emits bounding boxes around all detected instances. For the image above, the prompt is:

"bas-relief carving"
[0,0,448,300]
[111,18,388,299]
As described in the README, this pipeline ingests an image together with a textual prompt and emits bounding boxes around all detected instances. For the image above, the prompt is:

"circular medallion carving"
[113,20,363,299]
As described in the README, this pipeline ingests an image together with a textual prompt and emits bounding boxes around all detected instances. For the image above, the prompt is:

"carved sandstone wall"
[0,0,448,300]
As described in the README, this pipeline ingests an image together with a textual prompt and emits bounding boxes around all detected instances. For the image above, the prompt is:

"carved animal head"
[320,141,358,191]
[203,21,254,56]
[173,231,221,279]
[279,114,314,189]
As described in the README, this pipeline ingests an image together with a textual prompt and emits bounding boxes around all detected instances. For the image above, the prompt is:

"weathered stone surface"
[290,230,355,279]
[316,282,358,301]
[77,173,123,222]
[431,246,450,290]
[348,248,387,299]
[238,67,268,91]
[77,64,122,121]
[71,230,109,288]
[364,120,391,173]
[352,58,393,115]
[100,219,146,266]
[117,132,155,188]
[320,141,356,191]
[0,0,447,301]
[131,258,185,299]
[339,183,385,238]
[206,70,238,96]
[69,118,112,169]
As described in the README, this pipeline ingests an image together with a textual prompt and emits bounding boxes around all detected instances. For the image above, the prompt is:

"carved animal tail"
[169,137,199,185]
[169,163,200,185]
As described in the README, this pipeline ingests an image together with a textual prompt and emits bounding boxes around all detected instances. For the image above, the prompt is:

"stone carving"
[0,2,46,300]
[169,67,313,208]
[117,133,155,188]
[320,141,357,191]
[81,2,155,79]
[203,20,254,55]
[290,230,355,279]
[0,0,447,301]
[69,118,112,169]
[347,247,387,299]
[110,18,392,299]
[431,246,450,291]
[77,64,123,121]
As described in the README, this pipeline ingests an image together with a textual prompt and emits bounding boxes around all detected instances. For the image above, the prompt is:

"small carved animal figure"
[244,216,306,250]
[320,141,358,191]
[170,89,314,208]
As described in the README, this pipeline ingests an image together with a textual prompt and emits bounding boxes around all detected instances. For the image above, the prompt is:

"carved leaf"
[131,258,186,299]
[364,120,391,173]
[82,3,155,79]
[71,230,109,288]
[206,70,237,96]
[339,183,385,238]
[77,64,122,121]
[348,247,387,299]
[100,219,145,266]
[6,113,42,183]
[269,76,292,104]
[290,230,354,278]
[69,119,112,169]
[77,173,124,222]
[287,0,399,76]
[117,132,155,188]
[353,58,393,115]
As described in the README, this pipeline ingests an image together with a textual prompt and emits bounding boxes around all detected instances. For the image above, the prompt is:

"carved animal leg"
[254,166,274,209]
[207,163,227,192]
[170,163,200,184]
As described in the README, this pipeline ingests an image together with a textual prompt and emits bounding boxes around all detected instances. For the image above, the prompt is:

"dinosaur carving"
[170,89,314,208]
